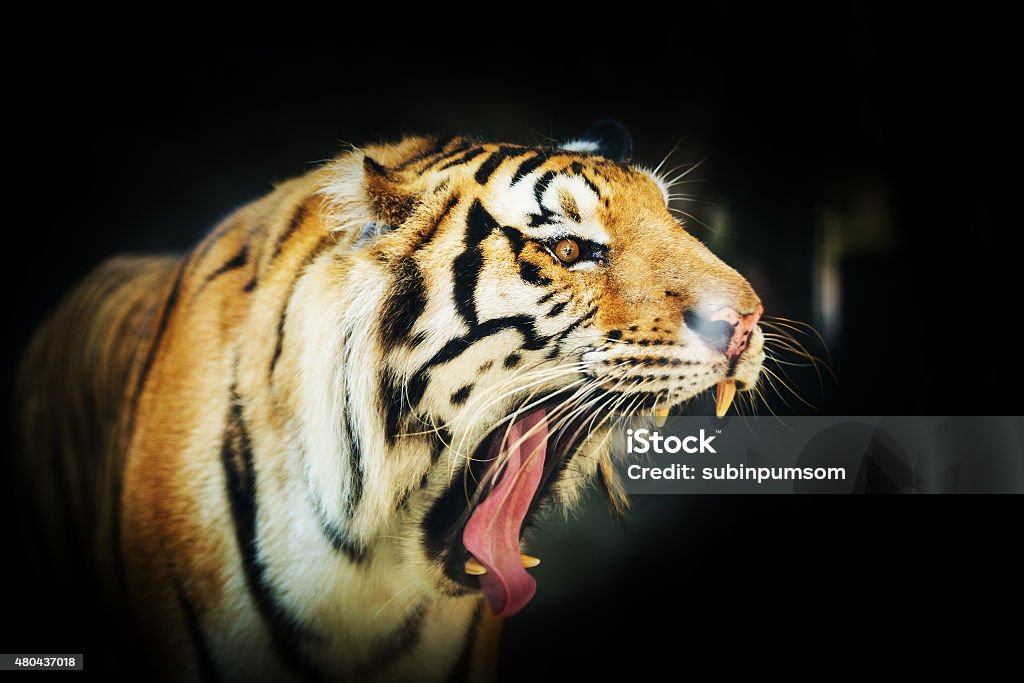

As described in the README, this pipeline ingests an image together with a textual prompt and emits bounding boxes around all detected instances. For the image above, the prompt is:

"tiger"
[17,119,765,682]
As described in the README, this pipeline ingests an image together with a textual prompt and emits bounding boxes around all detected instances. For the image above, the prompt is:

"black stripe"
[380,258,427,353]
[546,301,567,318]
[511,154,545,185]
[117,255,190,592]
[533,171,556,207]
[342,322,365,518]
[438,147,484,171]
[241,206,274,292]
[345,378,365,517]
[394,135,457,172]
[567,305,599,333]
[566,162,603,197]
[527,170,559,226]
[357,603,428,676]
[194,244,248,298]
[173,576,222,683]
[435,315,550,364]
[544,306,599,359]
[473,146,528,184]
[536,292,557,305]
[363,155,389,177]
[193,212,244,270]
[242,188,304,293]
[270,197,314,262]
[304,350,367,564]
[446,602,484,683]
[221,387,323,681]
[406,366,431,410]
[419,195,459,249]
[527,213,551,227]
[268,307,289,379]
[474,151,507,184]
[397,434,447,513]
[419,140,473,171]
[499,226,526,256]
[407,313,553,407]
[422,464,479,562]
[269,234,336,379]
[423,434,500,567]
[532,168,557,205]
[380,368,406,449]
[450,384,474,406]
[580,173,602,199]
[205,244,249,284]
[519,260,551,286]
[451,200,498,327]
[431,428,453,464]
[309,488,367,562]
[130,257,188,420]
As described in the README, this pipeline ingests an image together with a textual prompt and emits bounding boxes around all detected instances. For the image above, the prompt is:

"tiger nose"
[684,303,763,361]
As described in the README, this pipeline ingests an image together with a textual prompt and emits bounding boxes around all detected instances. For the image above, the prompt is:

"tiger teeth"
[654,404,670,428]
[715,379,736,418]
[464,558,487,575]
[464,555,539,574]
[520,554,541,568]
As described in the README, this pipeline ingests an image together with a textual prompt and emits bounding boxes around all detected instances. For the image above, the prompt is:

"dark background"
[3,6,1020,679]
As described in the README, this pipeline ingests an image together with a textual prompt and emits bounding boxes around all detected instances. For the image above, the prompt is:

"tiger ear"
[561,118,632,162]
[361,154,418,231]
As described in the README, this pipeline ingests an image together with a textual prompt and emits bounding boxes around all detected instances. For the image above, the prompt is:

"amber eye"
[554,238,581,264]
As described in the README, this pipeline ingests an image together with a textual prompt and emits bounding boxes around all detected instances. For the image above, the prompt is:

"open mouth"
[422,379,742,617]
[424,399,605,618]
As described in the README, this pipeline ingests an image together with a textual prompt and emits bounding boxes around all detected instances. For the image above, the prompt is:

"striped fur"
[18,125,764,681]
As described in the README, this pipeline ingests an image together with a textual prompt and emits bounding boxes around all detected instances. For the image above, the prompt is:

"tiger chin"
[18,120,764,682]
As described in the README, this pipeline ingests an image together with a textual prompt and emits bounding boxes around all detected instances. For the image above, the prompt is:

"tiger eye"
[554,238,580,264]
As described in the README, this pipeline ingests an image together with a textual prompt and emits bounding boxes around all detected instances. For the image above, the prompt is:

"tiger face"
[324,120,764,619]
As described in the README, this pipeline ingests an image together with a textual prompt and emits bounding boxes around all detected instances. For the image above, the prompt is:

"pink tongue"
[462,409,548,617]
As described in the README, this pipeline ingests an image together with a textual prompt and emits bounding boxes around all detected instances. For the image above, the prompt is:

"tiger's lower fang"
[520,553,541,568]
[465,558,488,575]
[654,404,670,428]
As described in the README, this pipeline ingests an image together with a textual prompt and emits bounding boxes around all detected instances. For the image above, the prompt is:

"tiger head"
[318,120,763,618]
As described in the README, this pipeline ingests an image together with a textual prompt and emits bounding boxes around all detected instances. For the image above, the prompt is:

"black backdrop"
[3,6,1020,678]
